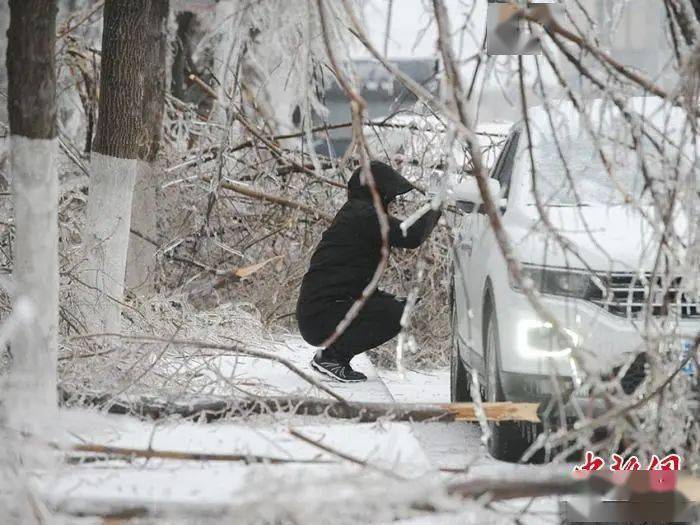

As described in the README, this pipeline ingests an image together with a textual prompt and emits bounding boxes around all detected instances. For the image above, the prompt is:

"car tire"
[450,271,472,402]
[484,294,535,462]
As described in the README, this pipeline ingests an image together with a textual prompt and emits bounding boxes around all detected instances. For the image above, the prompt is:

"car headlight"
[511,265,593,299]
[517,320,580,358]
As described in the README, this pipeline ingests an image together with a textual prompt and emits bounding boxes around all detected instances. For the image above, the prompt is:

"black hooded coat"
[296,161,441,362]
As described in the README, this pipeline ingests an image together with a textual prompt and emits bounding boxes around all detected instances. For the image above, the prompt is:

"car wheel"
[450,271,471,402]
[484,297,534,462]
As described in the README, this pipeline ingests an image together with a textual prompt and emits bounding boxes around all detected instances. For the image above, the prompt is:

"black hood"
[347,161,414,202]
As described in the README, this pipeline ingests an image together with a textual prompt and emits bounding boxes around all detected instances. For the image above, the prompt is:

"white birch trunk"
[80,153,137,334]
[125,161,158,294]
[5,135,58,453]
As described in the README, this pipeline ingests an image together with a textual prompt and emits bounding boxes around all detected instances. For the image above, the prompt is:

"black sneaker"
[310,353,367,383]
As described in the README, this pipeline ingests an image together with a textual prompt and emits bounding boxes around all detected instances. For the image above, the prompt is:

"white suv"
[449,97,699,461]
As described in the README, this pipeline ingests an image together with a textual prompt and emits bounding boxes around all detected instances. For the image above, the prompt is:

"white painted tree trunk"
[5,135,58,447]
[126,161,158,294]
[81,153,137,334]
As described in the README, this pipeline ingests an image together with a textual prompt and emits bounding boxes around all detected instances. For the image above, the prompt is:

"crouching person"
[296,161,441,382]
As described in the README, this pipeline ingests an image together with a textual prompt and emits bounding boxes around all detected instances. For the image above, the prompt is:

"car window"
[492,130,521,202]
[489,134,512,179]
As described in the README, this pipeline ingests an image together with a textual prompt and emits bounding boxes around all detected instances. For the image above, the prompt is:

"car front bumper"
[492,285,698,423]
[495,284,699,378]
[500,370,608,421]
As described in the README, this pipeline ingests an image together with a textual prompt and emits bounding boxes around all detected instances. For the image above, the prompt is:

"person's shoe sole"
[310,359,366,383]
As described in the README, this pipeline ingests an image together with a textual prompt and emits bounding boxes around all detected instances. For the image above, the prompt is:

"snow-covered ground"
[38,335,566,523]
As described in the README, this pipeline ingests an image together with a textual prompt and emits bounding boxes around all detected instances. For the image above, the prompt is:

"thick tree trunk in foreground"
[82,0,168,329]
[3,3,58,521]
[90,1,167,161]
[5,0,59,439]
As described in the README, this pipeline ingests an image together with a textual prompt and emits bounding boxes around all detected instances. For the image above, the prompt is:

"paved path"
[212,335,396,403]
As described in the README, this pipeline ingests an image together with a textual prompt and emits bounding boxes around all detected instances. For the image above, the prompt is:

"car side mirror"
[449,176,502,213]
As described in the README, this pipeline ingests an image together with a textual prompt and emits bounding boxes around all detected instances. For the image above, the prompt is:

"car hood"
[505,204,688,273]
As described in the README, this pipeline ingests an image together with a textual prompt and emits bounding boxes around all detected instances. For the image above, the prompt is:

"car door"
[452,199,475,359]
[462,130,520,371]
[453,132,512,367]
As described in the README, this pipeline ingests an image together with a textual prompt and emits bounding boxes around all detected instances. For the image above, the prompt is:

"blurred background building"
[315,58,439,156]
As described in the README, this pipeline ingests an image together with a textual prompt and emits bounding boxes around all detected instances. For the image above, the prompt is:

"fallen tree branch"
[67,443,332,465]
[48,468,699,520]
[60,388,540,423]
[218,178,333,222]
[181,255,282,299]
[448,469,700,503]
[447,470,585,500]
[162,171,333,221]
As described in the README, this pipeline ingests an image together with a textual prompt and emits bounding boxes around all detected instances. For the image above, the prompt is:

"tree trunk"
[4,0,58,512]
[125,162,159,294]
[82,0,168,327]
[125,0,167,295]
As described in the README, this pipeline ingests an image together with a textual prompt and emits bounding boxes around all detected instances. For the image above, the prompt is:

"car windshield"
[518,108,699,207]
[528,137,643,206]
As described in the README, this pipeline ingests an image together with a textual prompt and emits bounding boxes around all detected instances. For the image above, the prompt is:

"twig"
[519,3,680,104]
[233,109,346,189]
[187,73,218,100]
[316,0,392,350]
[68,333,347,403]
[219,178,333,222]
[67,443,332,465]
[57,1,105,38]
[164,172,333,222]
[289,427,404,479]
[167,119,506,173]
[548,333,700,445]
